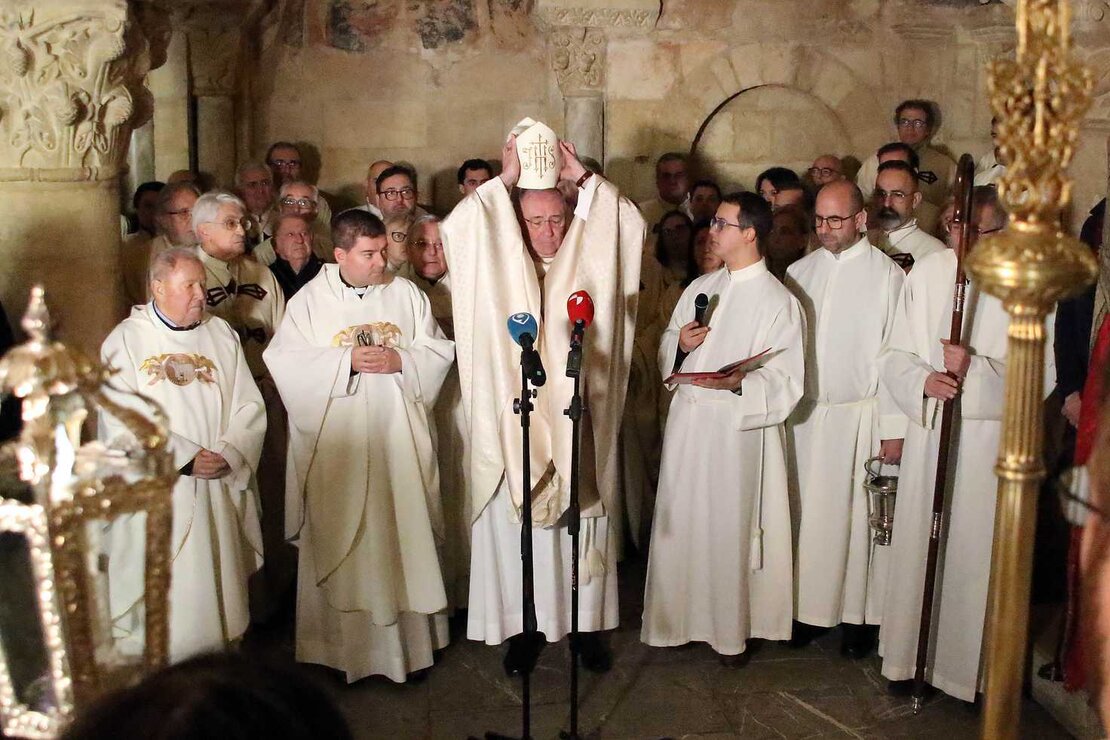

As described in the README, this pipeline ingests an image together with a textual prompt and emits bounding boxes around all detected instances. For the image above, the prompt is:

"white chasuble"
[642,260,805,655]
[264,266,455,682]
[100,306,266,662]
[785,237,905,628]
[441,175,644,644]
[197,248,285,380]
[876,249,1054,702]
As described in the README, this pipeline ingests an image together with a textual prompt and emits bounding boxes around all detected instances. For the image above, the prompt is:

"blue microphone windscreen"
[507,312,539,346]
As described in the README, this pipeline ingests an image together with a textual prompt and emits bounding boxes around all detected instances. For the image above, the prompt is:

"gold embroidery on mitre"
[331,322,403,348]
[139,353,218,386]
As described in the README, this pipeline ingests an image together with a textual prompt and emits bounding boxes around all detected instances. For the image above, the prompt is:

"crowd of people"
[98,96,1040,714]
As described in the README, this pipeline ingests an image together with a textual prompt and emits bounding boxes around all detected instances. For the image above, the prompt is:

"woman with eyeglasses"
[383,213,415,276]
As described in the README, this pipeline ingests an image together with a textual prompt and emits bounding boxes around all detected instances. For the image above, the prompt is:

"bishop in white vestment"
[643,193,805,658]
[877,191,1054,700]
[265,210,455,683]
[440,129,643,669]
[784,182,905,655]
[101,248,266,662]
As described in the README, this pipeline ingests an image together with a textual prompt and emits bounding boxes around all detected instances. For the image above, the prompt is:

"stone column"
[537,0,661,171]
[549,27,607,166]
[0,1,168,349]
[182,4,243,188]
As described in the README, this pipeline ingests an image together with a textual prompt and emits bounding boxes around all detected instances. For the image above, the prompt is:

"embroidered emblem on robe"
[139,353,218,386]
[206,280,268,306]
[331,322,403,348]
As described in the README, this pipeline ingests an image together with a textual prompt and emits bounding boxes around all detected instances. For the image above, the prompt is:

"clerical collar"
[726,258,768,283]
[823,236,869,262]
[151,301,200,331]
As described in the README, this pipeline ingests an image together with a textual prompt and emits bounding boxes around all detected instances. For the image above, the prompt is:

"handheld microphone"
[693,292,709,327]
[507,312,547,387]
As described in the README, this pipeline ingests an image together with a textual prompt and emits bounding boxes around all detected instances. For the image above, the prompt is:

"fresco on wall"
[412,0,477,49]
[327,0,397,52]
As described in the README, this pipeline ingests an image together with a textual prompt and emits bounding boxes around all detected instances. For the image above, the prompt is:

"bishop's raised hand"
[499,134,521,189]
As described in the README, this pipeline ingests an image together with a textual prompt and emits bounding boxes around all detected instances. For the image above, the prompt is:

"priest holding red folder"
[641,191,806,662]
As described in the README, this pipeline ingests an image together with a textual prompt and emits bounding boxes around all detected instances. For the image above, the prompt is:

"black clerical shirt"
[270,255,323,300]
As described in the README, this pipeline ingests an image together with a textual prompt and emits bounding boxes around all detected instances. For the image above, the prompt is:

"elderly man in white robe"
[784,181,905,659]
[871,161,945,269]
[877,187,1053,701]
[440,125,644,673]
[642,192,805,663]
[265,209,455,683]
[406,215,472,610]
[193,191,290,617]
[101,247,266,661]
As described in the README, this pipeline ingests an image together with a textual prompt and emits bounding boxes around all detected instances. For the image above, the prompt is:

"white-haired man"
[101,247,266,661]
[194,191,290,616]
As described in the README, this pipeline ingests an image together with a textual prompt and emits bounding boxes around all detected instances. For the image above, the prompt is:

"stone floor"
[248,556,1072,739]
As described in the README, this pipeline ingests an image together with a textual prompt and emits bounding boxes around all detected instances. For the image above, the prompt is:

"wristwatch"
[575,170,593,189]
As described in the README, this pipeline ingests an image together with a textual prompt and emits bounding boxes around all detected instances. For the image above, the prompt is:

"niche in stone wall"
[692,84,853,193]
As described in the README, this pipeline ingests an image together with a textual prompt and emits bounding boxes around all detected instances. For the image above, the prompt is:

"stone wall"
[221,0,1110,224]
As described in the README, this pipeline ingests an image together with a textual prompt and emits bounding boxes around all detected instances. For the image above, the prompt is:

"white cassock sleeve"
[880,272,937,430]
[393,289,455,409]
[728,300,806,432]
[213,339,267,491]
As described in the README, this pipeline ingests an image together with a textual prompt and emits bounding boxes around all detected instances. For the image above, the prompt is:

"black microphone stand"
[485,349,542,740]
[560,318,586,740]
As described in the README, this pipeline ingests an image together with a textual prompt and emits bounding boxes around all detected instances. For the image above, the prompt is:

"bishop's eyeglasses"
[522,214,566,228]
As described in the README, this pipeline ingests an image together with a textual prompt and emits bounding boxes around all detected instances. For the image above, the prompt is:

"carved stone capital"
[0,1,166,182]
[179,4,243,96]
[548,27,605,95]
[535,0,660,30]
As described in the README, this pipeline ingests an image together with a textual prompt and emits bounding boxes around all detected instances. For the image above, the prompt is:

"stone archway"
[691,84,853,192]
[664,44,887,188]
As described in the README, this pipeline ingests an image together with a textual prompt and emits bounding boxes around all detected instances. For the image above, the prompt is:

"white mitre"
[511,117,561,190]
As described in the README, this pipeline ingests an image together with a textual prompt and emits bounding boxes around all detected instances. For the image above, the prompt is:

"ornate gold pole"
[967,1,1095,737]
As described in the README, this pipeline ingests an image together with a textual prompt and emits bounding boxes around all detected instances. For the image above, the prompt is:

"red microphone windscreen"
[567,290,595,328]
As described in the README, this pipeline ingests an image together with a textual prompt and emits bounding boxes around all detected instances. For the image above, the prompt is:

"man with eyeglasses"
[870,160,945,269]
[277,180,334,261]
[265,141,333,226]
[375,165,424,220]
[873,143,942,237]
[643,192,804,665]
[441,128,645,676]
[121,182,200,307]
[807,155,845,188]
[877,186,1053,702]
[194,191,289,625]
[855,100,956,209]
[783,180,906,661]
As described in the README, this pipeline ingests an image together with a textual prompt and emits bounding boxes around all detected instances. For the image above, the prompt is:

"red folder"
[664,348,773,385]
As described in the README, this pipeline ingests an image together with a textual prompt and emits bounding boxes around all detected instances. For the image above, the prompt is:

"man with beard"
[870,161,945,269]
[878,186,1051,701]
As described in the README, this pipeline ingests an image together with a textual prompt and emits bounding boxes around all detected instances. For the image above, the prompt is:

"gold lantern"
[0,286,175,738]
